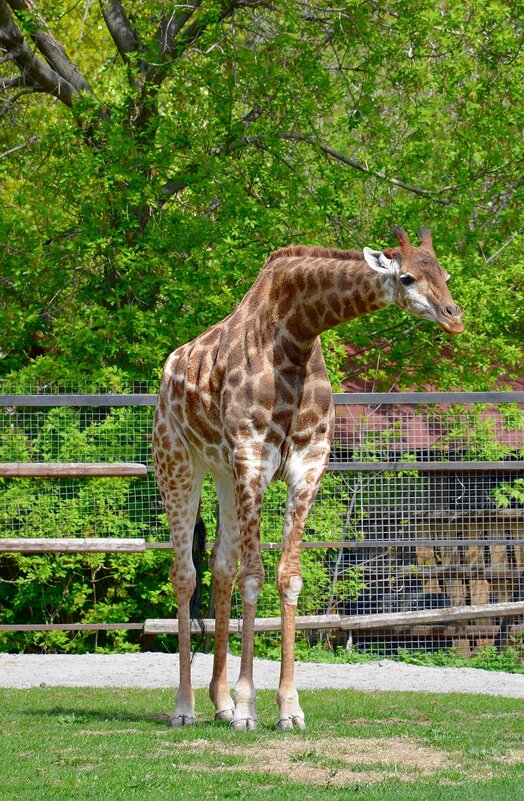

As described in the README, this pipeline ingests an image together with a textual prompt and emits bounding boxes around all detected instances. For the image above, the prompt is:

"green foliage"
[494,478,524,510]
[396,646,524,673]
[0,1,522,389]
[233,641,524,672]
[0,549,176,654]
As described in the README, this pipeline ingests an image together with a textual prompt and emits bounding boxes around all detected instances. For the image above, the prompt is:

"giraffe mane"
[266,245,401,264]
[266,245,362,263]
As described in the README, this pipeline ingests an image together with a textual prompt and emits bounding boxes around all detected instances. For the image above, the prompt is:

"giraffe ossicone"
[152,227,463,730]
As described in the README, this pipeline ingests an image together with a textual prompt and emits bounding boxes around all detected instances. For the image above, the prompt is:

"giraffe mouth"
[435,302,464,335]
[438,317,464,335]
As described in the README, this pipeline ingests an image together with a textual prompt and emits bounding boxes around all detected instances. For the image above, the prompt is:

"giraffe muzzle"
[437,303,464,334]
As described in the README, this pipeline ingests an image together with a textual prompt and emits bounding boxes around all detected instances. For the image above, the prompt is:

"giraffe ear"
[363,247,398,275]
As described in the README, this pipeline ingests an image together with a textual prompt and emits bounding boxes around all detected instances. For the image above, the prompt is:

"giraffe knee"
[169,561,196,600]
[210,545,239,583]
[279,574,303,605]
[238,571,264,604]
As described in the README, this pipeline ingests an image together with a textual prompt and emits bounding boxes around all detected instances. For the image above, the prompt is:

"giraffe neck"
[261,255,393,355]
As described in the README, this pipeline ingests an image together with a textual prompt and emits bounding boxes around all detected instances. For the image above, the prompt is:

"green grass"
[1,687,523,800]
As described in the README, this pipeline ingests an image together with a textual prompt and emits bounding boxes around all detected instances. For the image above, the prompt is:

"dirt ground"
[1,652,524,697]
[165,735,454,786]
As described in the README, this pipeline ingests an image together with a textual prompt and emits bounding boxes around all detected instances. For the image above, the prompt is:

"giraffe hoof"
[230,717,257,731]
[277,715,306,731]
[171,714,196,727]
[214,708,235,723]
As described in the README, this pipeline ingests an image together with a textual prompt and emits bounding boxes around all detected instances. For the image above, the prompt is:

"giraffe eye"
[400,274,415,286]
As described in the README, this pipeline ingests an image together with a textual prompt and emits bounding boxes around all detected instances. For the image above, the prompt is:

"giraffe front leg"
[276,572,305,731]
[208,567,237,723]
[276,477,323,730]
[232,572,263,730]
[231,460,266,731]
[209,583,236,723]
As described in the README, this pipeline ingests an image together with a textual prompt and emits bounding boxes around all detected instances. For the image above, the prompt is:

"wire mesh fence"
[0,387,523,657]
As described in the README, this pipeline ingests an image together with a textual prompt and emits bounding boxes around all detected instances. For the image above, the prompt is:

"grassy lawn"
[0,687,523,800]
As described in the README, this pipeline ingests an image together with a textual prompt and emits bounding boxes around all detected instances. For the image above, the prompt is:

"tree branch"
[132,2,271,136]
[280,132,456,205]
[485,233,519,265]
[159,164,200,206]
[7,0,92,94]
[0,0,78,105]
[156,0,204,58]
[99,1,142,67]
[0,73,35,90]
[0,134,37,158]
[0,47,15,64]
[0,84,43,116]
[147,0,253,83]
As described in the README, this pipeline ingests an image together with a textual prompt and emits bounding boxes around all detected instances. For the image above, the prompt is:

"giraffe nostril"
[444,304,460,318]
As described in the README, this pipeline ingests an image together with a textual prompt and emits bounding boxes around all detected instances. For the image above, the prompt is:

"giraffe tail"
[189,515,207,657]
[190,515,207,620]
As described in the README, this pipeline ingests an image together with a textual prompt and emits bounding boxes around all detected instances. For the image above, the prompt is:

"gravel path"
[1,653,524,698]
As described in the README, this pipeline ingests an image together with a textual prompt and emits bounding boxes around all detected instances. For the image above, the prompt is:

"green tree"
[0,0,522,388]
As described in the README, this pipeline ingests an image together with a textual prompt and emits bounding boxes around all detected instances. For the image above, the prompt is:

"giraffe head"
[363,227,464,334]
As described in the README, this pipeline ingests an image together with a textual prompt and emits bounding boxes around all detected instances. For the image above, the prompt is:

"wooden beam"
[144,604,524,636]
[2,618,523,636]
[143,614,342,635]
[389,565,524,579]
[355,623,524,638]
[145,533,524,552]
[0,462,148,477]
[333,391,524,404]
[339,601,524,631]
[1,391,523,407]
[0,623,144,632]
[0,538,146,552]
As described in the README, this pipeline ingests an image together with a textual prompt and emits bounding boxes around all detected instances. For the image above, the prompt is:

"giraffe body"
[152,228,463,729]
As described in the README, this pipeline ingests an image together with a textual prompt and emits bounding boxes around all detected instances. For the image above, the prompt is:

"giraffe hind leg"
[208,473,240,723]
[153,424,204,726]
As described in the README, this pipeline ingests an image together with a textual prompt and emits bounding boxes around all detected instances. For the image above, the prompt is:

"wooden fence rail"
[0,538,147,553]
[2,601,523,635]
[143,601,524,635]
[0,462,147,478]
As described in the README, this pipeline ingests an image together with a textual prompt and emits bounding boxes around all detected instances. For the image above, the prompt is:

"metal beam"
[333,391,524,404]
[0,394,157,407]
[1,391,523,407]
[327,461,524,472]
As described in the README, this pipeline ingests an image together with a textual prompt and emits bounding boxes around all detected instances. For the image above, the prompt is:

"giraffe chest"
[163,331,334,481]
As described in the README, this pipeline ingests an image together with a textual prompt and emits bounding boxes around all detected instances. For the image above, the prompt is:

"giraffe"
[152,226,463,730]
